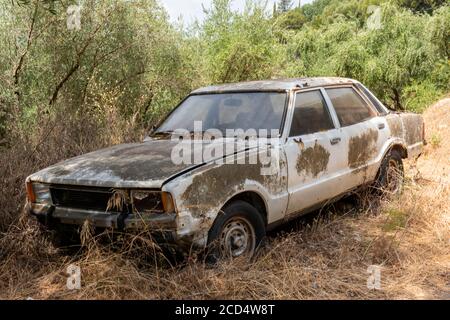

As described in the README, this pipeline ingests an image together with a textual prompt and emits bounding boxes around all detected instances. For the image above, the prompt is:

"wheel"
[374,149,404,196]
[206,200,265,263]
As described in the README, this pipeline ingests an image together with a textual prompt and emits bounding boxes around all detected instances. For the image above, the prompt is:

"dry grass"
[0,98,448,300]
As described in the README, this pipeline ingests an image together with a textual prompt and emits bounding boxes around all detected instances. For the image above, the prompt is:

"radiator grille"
[50,186,115,212]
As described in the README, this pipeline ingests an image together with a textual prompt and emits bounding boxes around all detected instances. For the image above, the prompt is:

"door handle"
[330,137,341,145]
[293,137,303,144]
[378,123,385,130]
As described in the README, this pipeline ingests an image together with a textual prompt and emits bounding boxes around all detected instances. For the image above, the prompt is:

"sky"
[160,0,315,24]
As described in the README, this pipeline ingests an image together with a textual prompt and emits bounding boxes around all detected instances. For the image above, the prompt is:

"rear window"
[356,83,387,115]
[326,87,375,127]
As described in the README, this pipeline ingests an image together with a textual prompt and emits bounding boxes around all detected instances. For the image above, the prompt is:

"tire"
[206,200,265,263]
[374,149,404,197]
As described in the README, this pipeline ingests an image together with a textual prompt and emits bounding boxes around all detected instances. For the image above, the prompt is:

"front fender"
[162,149,289,247]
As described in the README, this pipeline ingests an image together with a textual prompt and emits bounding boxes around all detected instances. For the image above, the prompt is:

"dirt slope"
[417,98,450,184]
[398,97,450,299]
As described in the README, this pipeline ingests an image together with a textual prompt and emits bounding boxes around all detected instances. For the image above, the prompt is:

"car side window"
[326,87,376,127]
[355,83,387,115]
[289,90,334,136]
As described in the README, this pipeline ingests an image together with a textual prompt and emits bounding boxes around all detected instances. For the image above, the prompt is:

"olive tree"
[200,0,284,83]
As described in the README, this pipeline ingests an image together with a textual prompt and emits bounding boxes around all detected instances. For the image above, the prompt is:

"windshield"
[155,92,287,137]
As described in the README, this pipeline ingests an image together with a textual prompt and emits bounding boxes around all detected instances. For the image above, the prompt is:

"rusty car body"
[26,77,425,259]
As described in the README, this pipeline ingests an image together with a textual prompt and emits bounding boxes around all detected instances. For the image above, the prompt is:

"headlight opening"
[131,191,175,214]
[31,183,52,204]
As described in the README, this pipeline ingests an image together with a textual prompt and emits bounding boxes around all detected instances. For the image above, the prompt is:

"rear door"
[284,89,348,216]
[324,86,386,188]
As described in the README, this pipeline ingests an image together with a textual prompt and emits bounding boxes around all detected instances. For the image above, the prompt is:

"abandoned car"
[26,77,425,260]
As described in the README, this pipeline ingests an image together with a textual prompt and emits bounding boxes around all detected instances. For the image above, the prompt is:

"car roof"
[192,77,358,94]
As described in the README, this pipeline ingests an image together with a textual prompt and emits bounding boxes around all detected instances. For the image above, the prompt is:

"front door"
[284,89,348,216]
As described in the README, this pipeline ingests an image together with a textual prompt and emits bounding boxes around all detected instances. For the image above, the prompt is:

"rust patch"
[295,142,330,177]
[180,153,286,218]
[401,114,423,145]
[386,114,403,138]
[37,140,199,186]
[348,129,379,169]
[181,164,255,210]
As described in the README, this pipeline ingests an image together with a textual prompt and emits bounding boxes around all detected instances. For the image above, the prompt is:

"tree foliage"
[278,8,307,30]
[278,0,294,13]
[283,0,449,110]
[201,0,283,83]
[396,0,448,13]
[0,0,448,142]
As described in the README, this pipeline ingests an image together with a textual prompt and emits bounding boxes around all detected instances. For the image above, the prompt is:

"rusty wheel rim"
[386,159,402,194]
[219,216,255,258]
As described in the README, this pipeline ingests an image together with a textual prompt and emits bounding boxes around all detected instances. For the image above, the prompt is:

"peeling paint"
[348,129,379,168]
[28,140,198,188]
[386,114,403,138]
[295,142,330,177]
[179,152,285,219]
[401,113,424,145]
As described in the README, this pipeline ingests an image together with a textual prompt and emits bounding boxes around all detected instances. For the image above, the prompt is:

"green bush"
[0,0,448,144]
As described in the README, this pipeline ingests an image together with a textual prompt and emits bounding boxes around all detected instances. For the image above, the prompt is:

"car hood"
[27,139,206,189]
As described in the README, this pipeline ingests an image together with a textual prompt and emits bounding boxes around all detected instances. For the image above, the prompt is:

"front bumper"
[27,201,209,250]
[28,202,177,232]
